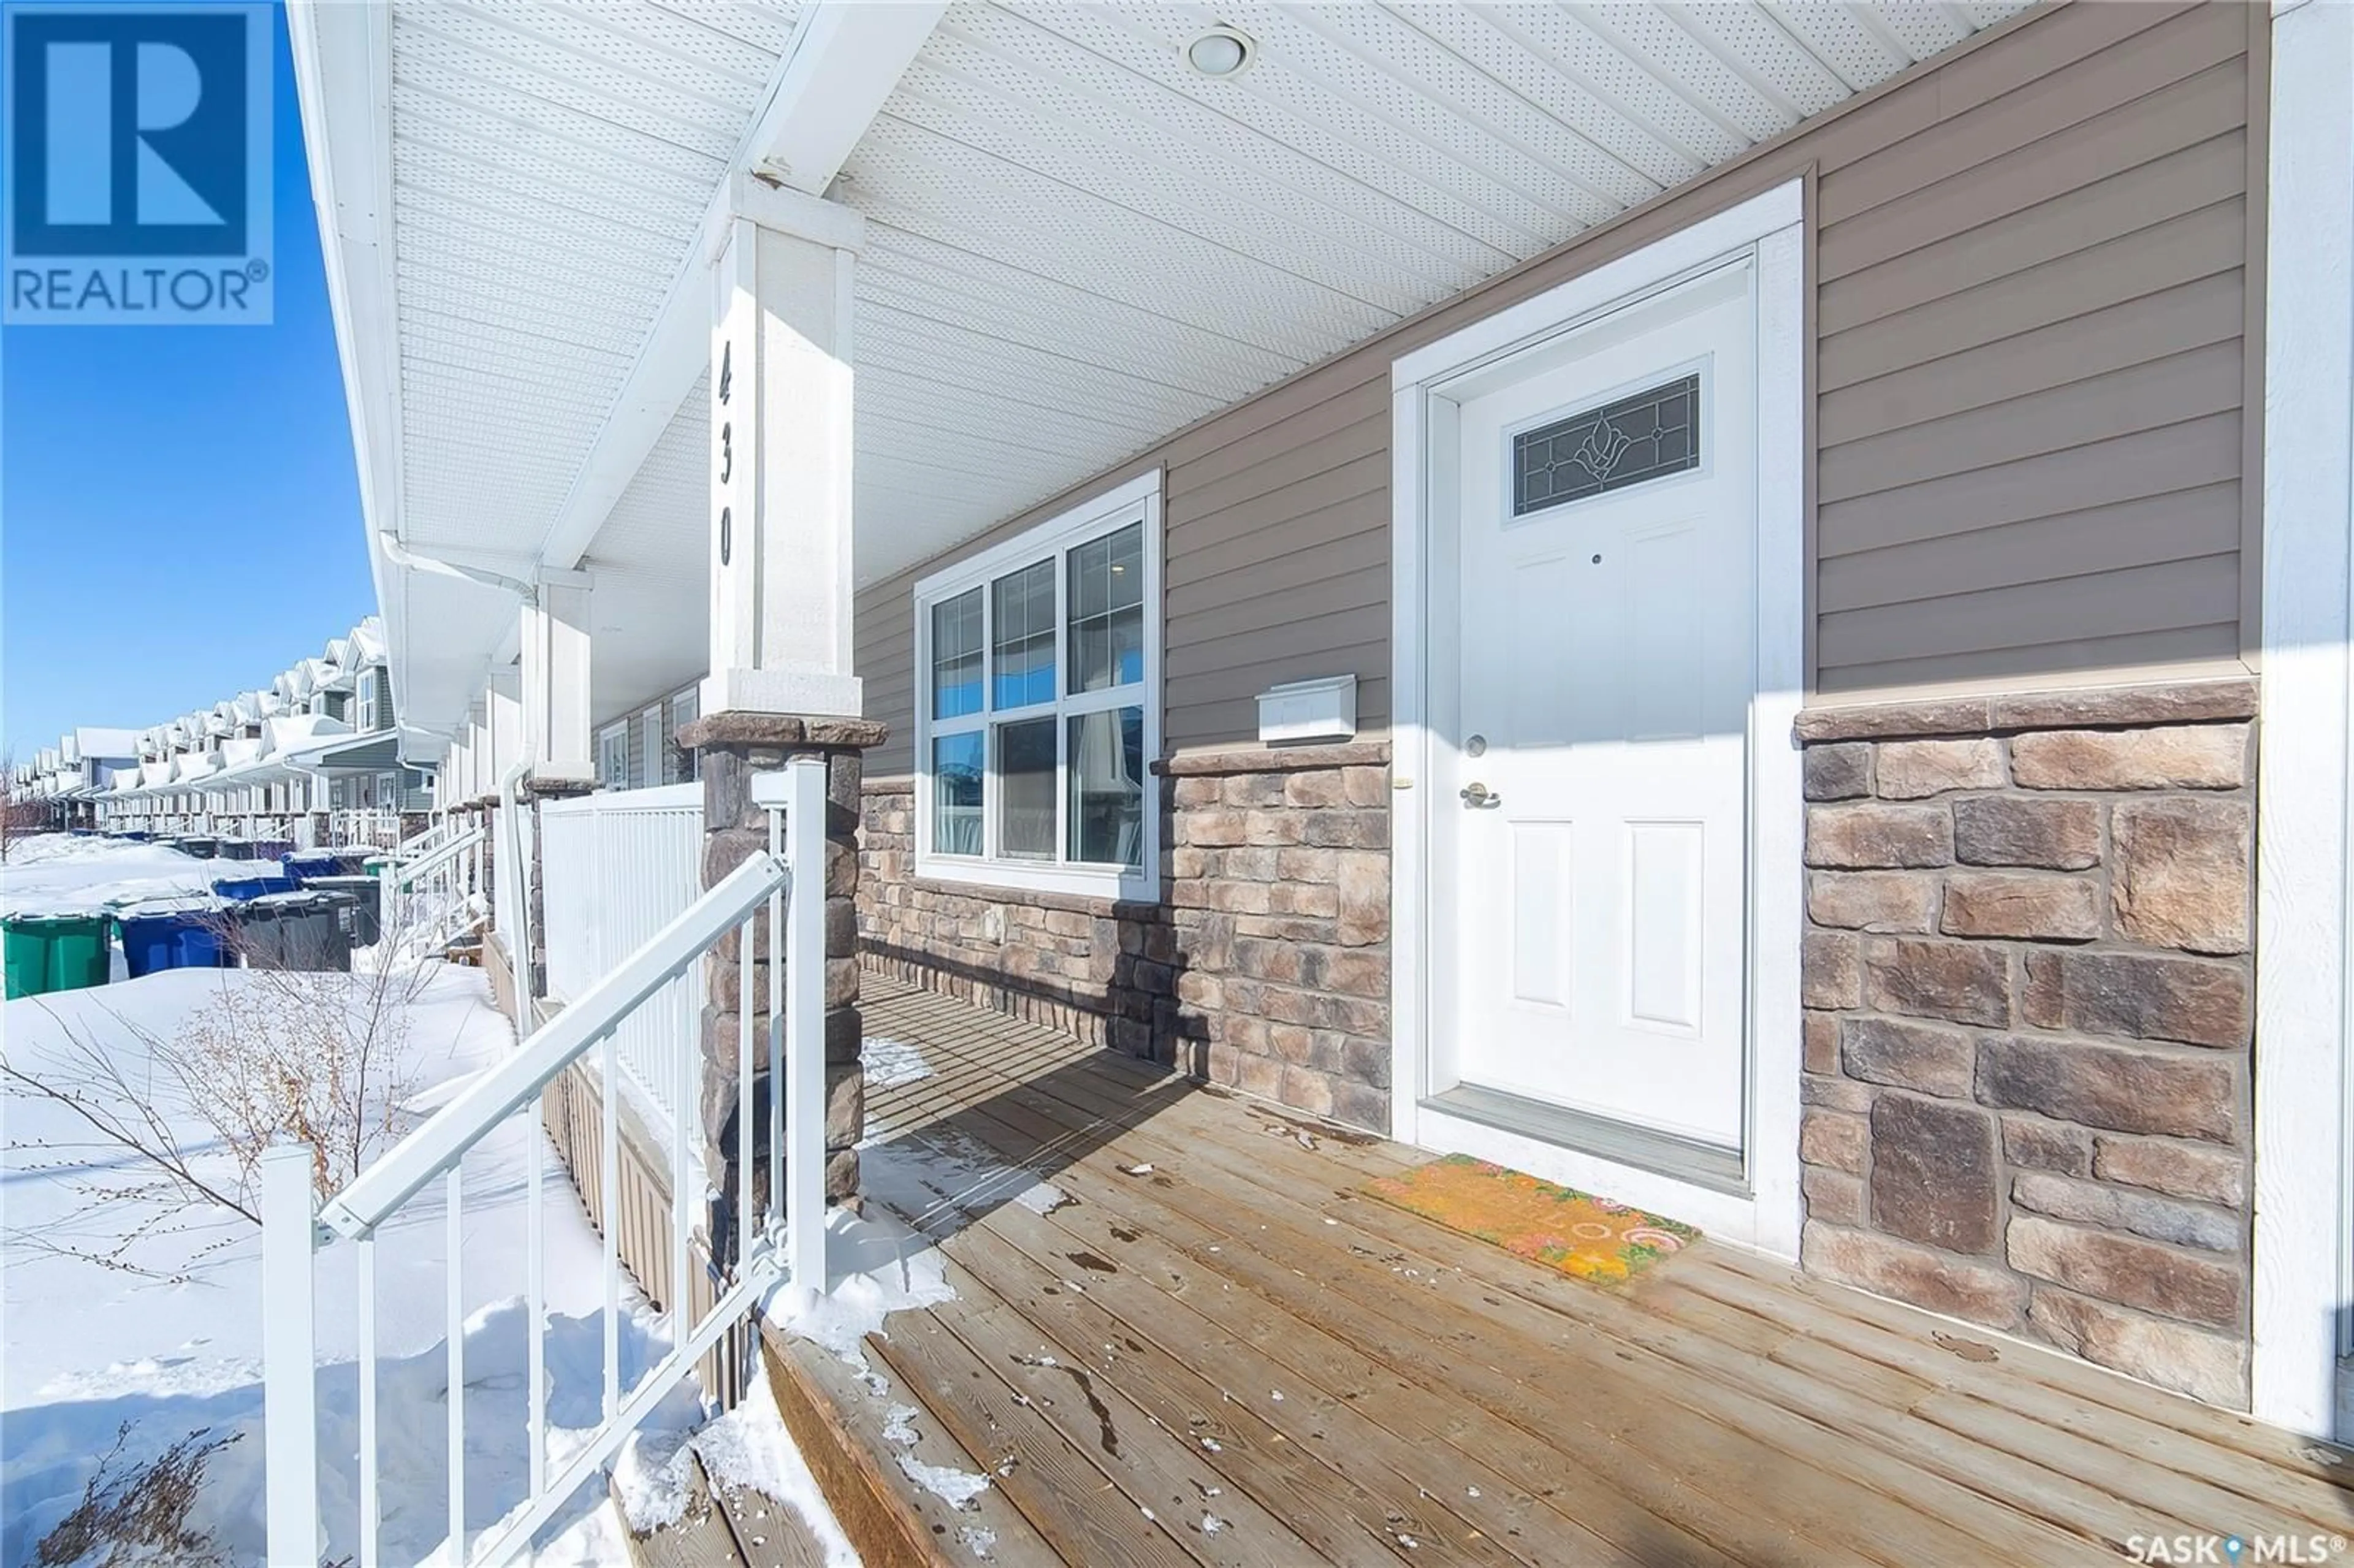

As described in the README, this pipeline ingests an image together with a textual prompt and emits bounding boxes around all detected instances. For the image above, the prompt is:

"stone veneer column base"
[858,741,1394,1132]
[1792,677,2258,1408]
[680,713,880,1263]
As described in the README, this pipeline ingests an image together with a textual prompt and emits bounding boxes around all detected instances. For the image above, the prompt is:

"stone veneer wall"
[858,742,1394,1130]
[680,715,877,1252]
[1793,679,2258,1406]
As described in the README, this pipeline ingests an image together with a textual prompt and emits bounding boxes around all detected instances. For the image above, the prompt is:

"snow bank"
[0,961,666,1565]
[1,834,859,1567]
[0,833,219,917]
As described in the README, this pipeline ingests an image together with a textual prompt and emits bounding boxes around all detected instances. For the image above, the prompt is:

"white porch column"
[2254,0,2354,1441]
[487,666,523,782]
[466,699,490,801]
[703,177,864,720]
[522,569,595,788]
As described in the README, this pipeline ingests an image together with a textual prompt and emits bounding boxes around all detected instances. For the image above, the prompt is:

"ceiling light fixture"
[1184,25,1255,78]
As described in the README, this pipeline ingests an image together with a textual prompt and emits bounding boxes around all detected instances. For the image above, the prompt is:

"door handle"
[1459,781,1501,809]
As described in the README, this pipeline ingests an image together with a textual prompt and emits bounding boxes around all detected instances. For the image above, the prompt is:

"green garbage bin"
[4,913,112,999]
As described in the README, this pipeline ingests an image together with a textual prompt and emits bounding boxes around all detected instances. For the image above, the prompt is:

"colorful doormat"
[1364,1154,1700,1284]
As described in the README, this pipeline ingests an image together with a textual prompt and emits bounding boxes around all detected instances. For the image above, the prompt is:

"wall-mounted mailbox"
[1256,674,1358,746]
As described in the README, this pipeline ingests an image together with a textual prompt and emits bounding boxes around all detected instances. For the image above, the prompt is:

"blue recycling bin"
[213,870,297,901]
[281,851,345,886]
[119,906,235,977]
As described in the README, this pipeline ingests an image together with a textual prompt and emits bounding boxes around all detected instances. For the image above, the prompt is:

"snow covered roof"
[75,728,139,759]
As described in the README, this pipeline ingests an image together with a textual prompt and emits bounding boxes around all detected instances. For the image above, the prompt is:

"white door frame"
[1388,179,1807,1258]
[2253,0,2354,1441]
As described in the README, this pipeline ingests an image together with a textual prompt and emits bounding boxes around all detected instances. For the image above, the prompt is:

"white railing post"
[261,1143,320,1566]
[784,756,828,1304]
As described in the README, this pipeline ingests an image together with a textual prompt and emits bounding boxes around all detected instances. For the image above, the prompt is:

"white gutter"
[376,531,537,603]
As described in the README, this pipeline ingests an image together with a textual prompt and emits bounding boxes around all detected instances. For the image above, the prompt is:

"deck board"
[770,975,2354,1566]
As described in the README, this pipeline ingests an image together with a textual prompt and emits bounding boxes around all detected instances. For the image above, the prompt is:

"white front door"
[1448,262,1757,1155]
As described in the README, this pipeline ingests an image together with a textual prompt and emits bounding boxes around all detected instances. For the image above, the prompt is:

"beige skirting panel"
[540,1059,750,1409]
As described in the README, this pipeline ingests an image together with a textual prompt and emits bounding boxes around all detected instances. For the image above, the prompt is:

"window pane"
[932,733,983,856]
[996,718,1056,860]
[931,589,983,719]
[1068,706,1144,867]
[1068,523,1144,693]
[992,561,1057,709]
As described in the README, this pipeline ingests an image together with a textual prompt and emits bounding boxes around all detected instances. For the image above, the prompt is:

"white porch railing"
[538,783,707,1146]
[333,807,405,848]
[384,822,487,956]
[263,758,829,1567]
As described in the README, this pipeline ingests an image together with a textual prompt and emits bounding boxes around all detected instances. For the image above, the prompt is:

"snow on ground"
[0,834,220,918]
[0,963,686,1565]
[0,835,852,1566]
[861,1037,931,1090]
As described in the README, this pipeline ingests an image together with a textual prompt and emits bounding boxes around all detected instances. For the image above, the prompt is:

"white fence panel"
[539,783,707,1149]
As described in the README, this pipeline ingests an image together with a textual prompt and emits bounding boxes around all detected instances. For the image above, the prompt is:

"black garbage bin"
[247,892,352,973]
[303,876,382,948]
[227,899,280,968]
[235,894,340,972]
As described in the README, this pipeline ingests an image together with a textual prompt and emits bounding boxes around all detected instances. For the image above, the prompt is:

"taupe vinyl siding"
[857,588,918,778]
[853,0,2258,768]
[1809,1,2255,693]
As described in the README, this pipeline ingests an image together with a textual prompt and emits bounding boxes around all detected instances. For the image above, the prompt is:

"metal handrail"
[384,824,482,891]
[262,755,833,1567]
[322,852,785,1237]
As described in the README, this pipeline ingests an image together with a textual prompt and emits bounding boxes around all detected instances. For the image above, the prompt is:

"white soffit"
[829,0,2024,582]
[386,0,794,561]
[362,0,2024,720]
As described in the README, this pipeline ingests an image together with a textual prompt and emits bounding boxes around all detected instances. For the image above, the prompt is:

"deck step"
[612,1443,828,1568]
[758,1314,1056,1566]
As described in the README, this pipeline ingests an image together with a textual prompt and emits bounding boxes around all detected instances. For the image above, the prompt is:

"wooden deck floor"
[760,973,2354,1566]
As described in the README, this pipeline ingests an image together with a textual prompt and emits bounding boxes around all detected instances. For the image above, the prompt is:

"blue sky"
[1,2,373,760]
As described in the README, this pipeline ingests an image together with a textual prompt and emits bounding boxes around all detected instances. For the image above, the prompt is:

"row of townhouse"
[280,0,2354,1497]
[72,617,435,846]
[10,729,140,830]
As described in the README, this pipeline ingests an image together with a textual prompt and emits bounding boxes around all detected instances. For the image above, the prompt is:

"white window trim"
[596,723,630,790]
[913,468,1164,903]
[637,703,663,790]
[1389,179,1805,1258]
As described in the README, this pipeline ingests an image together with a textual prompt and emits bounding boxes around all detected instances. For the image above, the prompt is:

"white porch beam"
[538,2,943,578]
[521,569,595,788]
[703,184,863,720]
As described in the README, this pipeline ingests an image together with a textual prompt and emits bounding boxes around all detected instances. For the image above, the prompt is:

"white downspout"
[497,758,535,1008]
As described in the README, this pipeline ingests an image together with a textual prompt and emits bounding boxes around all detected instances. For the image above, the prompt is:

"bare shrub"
[2,942,432,1279]
[172,957,424,1198]
[34,1421,240,1567]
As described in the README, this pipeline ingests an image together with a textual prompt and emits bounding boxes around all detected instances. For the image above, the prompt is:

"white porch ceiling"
[328,0,2030,733]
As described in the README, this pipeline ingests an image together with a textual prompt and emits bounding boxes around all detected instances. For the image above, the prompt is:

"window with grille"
[913,472,1161,900]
